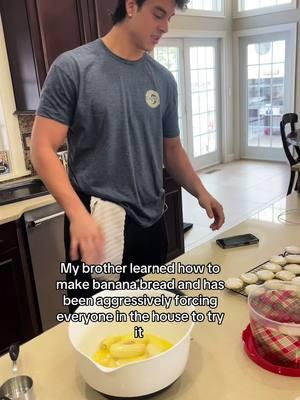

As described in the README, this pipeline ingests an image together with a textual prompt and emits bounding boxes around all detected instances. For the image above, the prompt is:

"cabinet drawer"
[0,222,18,252]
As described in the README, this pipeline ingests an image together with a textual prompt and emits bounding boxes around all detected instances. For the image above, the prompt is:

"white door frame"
[184,37,222,169]
[155,38,188,150]
[233,23,297,161]
[164,29,233,168]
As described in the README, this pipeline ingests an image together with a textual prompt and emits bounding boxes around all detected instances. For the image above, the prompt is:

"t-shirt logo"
[145,90,160,109]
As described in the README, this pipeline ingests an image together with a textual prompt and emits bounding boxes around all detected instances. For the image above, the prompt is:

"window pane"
[206,69,215,89]
[208,132,216,152]
[248,44,259,66]
[190,45,217,158]
[241,0,292,11]
[154,46,183,141]
[188,0,222,11]
[193,115,201,136]
[192,93,200,115]
[246,39,286,149]
[259,64,272,79]
[198,48,207,69]
[198,70,207,91]
[201,134,209,155]
[207,91,215,111]
[272,63,285,78]
[208,112,216,132]
[206,47,215,68]
[200,113,208,134]
[190,48,199,69]
[199,92,208,113]
[193,136,201,157]
[248,66,259,80]
[273,41,285,63]
[259,42,272,65]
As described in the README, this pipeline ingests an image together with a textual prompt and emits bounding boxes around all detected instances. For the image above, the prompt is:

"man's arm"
[30,116,104,262]
[163,136,225,231]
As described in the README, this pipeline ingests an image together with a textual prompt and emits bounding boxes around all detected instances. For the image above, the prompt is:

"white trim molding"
[233,0,297,19]
[163,29,233,165]
[233,23,297,160]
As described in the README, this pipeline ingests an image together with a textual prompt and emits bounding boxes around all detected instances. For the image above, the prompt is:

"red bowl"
[242,324,300,377]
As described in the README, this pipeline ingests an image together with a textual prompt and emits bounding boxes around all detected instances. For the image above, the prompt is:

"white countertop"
[0,193,300,399]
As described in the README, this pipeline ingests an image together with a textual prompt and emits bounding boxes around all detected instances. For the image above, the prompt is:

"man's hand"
[163,137,225,230]
[69,211,105,264]
[198,192,225,231]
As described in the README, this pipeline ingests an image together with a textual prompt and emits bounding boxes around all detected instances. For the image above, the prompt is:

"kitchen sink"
[0,178,49,205]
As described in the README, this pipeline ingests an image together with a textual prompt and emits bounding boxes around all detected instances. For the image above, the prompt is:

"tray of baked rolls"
[225,246,300,297]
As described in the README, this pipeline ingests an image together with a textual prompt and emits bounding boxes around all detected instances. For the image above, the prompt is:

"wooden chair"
[280,113,300,195]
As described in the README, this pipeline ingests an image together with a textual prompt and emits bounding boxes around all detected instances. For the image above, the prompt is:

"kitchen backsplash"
[18,114,35,174]
[17,114,68,175]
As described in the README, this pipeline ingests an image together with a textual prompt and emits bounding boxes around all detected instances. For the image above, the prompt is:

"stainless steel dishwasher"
[24,202,68,331]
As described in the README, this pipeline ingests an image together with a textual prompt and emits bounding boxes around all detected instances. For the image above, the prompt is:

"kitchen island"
[0,193,299,399]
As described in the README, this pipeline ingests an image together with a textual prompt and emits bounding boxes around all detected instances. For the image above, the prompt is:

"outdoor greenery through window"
[188,0,223,11]
[239,0,293,12]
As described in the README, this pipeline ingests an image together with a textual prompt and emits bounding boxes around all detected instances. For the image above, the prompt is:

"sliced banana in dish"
[225,278,244,290]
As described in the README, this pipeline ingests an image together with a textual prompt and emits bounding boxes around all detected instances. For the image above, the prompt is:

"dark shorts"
[64,192,168,312]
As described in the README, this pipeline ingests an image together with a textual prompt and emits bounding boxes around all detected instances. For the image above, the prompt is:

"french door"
[239,30,295,160]
[154,38,222,170]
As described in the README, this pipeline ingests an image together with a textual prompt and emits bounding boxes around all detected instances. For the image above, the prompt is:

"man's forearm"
[164,143,208,199]
[31,148,88,221]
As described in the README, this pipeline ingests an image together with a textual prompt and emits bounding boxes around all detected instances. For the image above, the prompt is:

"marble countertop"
[0,193,299,399]
[0,194,56,225]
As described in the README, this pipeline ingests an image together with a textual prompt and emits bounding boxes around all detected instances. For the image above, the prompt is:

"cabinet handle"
[0,258,12,267]
[27,211,65,228]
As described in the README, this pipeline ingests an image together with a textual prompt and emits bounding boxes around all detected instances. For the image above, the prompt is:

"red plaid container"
[248,282,300,368]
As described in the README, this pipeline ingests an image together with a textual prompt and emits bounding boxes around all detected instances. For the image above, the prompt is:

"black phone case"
[216,234,259,249]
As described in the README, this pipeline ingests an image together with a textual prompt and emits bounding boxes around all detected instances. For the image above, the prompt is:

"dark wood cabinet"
[25,0,94,86]
[89,0,118,38]
[0,0,117,111]
[0,221,40,355]
[164,171,184,262]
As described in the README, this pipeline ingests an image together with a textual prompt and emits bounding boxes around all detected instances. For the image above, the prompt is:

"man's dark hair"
[112,0,189,25]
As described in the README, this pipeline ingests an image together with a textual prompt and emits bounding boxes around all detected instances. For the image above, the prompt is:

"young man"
[31,0,224,304]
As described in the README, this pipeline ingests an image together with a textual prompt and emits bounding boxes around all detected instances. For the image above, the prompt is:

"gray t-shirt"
[37,39,179,227]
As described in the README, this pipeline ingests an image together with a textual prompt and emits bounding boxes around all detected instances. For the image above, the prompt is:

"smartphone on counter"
[216,233,259,249]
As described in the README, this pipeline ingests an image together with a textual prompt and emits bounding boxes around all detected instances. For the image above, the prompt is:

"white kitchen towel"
[90,196,126,281]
